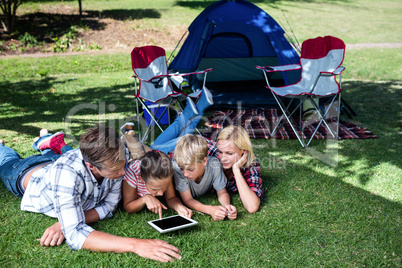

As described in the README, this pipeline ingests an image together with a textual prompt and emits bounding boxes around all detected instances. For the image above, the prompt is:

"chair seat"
[269,85,343,98]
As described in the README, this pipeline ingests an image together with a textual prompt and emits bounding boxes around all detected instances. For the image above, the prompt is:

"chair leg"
[271,98,302,136]
[141,102,170,143]
[305,94,339,147]
[271,94,307,147]
[317,95,338,137]
[136,97,142,142]
[336,93,341,139]
[135,77,142,142]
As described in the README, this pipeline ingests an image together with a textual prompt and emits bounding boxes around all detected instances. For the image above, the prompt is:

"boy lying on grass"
[172,134,237,221]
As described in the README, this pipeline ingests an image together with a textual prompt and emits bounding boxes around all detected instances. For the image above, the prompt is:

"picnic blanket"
[202,109,378,141]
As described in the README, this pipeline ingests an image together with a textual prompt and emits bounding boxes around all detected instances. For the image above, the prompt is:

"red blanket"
[202,109,378,140]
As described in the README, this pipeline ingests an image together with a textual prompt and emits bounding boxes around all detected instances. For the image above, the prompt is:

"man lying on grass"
[0,125,181,263]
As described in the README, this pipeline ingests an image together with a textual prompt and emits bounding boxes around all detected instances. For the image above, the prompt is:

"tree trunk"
[78,0,82,19]
[0,0,23,32]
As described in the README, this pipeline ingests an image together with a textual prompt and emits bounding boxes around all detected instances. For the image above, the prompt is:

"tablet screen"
[148,215,198,233]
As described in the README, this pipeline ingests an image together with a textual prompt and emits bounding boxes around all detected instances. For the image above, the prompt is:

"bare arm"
[164,183,193,218]
[82,231,181,262]
[232,153,260,213]
[41,208,182,262]
[40,208,100,247]
[216,188,231,207]
[123,181,167,218]
[179,189,227,221]
[122,180,146,213]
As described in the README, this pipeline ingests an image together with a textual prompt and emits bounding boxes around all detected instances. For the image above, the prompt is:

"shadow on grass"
[87,9,161,20]
[0,9,161,43]
[174,0,352,9]
[0,77,399,182]
[0,75,400,265]
[340,80,402,180]
[257,153,401,265]
[255,79,401,187]
[247,79,401,211]
[0,77,134,141]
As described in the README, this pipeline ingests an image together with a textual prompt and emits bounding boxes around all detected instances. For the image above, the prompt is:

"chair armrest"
[332,66,345,75]
[256,64,301,72]
[319,66,345,77]
[134,74,170,83]
[169,68,214,77]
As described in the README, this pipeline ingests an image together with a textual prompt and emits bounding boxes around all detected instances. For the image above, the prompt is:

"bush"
[19,32,38,48]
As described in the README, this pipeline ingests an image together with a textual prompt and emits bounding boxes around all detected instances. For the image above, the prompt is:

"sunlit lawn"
[0,0,401,267]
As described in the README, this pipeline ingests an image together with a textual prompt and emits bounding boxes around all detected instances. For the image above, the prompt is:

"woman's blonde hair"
[217,125,256,168]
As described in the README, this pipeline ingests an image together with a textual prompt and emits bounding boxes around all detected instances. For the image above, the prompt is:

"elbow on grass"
[244,200,260,214]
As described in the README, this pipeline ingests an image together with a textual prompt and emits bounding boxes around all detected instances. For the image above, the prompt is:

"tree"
[78,0,82,17]
[0,0,23,32]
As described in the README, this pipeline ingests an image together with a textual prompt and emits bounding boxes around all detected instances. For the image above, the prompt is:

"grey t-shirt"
[173,156,227,198]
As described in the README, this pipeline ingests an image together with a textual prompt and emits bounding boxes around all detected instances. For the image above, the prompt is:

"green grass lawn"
[1,0,401,267]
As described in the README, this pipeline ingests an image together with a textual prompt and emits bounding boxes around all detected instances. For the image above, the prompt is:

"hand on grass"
[210,206,228,221]
[224,204,237,220]
[144,195,167,219]
[40,222,65,247]
[133,239,182,263]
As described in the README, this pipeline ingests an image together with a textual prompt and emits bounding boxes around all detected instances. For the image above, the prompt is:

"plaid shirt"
[205,138,264,199]
[20,149,124,250]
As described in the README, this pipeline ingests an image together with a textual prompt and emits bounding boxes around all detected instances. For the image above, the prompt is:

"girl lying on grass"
[122,150,193,219]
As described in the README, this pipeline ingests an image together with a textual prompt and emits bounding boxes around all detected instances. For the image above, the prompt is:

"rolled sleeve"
[51,165,94,249]
[246,164,264,199]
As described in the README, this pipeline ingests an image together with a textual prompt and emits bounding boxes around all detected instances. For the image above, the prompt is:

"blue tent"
[169,0,301,108]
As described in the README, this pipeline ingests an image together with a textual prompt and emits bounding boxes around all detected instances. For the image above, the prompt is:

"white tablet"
[147,215,198,233]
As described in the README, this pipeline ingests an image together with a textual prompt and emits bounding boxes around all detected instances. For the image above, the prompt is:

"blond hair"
[174,134,208,168]
[217,125,256,168]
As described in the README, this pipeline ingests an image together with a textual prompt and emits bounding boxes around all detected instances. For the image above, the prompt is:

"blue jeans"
[151,89,211,153]
[0,143,62,198]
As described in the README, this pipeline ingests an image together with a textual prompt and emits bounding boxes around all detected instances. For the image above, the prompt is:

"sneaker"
[203,86,214,105]
[38,132,66,154]
[187,97,199,116]
[120,122,135,135]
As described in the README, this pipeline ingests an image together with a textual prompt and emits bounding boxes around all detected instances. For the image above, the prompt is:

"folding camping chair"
[131,45,213,142]
[256,36,346,147]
